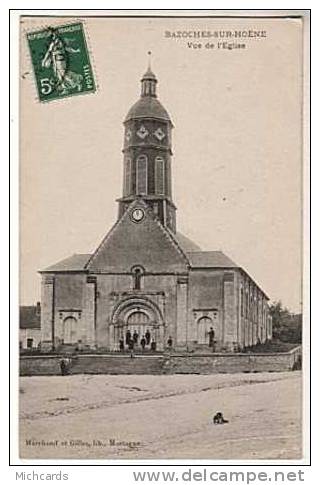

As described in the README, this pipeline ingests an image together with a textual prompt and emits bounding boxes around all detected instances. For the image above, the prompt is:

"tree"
[269,301,302,343]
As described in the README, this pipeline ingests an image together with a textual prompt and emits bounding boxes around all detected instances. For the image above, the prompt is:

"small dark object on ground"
[213,412,229,424]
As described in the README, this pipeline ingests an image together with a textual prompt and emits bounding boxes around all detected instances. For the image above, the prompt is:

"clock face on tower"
[131,208,145,222]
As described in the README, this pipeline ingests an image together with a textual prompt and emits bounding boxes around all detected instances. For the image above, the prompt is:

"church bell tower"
[117,58,177,233]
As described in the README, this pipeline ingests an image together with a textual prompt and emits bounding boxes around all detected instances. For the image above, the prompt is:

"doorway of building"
[197,316,214,345]
[63,316,78,344]
[111,298,164,351]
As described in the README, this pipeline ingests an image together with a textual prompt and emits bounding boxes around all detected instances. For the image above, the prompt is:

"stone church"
[40,65,272,352]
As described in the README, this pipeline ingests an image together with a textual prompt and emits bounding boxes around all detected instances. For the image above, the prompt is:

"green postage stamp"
[26,23,96,102]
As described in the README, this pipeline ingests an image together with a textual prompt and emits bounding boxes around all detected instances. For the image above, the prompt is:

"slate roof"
[41,230,201,272]
[39,246,268,298]
[20,305,41,329]
[125,96,172,123]
[174,232,201,252]
[41,249,236,272]
[41,254,90,272]
[186,251,238,268]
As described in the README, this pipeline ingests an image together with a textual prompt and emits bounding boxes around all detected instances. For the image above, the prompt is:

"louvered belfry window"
[124,157,131,196]
[155,156,165,195]
[136,155,148,194]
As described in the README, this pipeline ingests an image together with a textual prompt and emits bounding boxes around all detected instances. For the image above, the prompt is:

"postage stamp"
[26,22,96,102]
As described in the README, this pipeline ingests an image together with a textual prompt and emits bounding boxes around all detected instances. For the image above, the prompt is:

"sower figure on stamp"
[41,28,82,95]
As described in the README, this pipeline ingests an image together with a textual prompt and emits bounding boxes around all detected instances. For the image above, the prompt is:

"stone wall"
[20,346,301,376]
[165,347,301,374]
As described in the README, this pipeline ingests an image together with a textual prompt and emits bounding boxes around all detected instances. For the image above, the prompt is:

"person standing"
[208,327,215,352]
[140,335,146,350]
[128,337,135,358]
[59,357,67,376]
[60,356,71,375]
[208,327,215,348]
[167,336,173,349]
[119,337,124,352]
[133,330,139,345]
[125,329,131,346]
[145,329,151,346]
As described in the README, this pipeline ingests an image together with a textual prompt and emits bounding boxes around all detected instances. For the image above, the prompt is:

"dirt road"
[19,372,302,460]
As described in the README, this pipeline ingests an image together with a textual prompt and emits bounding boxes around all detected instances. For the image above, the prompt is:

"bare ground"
[19,371,302,460]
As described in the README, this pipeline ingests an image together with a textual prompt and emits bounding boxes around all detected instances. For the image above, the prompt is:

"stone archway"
[110,297,164,351]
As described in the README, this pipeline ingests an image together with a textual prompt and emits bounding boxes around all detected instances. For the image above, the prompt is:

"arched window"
[155,156,165,195]
[123,157,131,196]
[132,266,144,290]
[136,155,147,194]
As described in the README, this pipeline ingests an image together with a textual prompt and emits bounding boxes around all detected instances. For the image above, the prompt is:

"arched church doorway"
[127,309,149,328]
[111,298,164,351]
[197,316,214,345]
[63,316,78,344]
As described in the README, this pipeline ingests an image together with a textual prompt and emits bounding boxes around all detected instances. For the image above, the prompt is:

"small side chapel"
[40,63,272,352]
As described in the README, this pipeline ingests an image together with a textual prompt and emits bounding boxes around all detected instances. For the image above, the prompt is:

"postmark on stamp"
[26,23,96,102]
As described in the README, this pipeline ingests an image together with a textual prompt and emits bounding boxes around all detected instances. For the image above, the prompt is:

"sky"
[19,15,303,312]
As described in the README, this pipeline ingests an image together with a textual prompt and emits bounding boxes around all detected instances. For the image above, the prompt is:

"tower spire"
[141,52,157,97]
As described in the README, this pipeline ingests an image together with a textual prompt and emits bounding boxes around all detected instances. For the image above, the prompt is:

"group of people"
[118,329,173,352]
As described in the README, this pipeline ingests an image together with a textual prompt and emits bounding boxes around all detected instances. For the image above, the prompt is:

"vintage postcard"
[17,11,309,462]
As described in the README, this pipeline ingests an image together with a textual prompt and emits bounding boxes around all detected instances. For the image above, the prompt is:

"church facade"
[40,65,272,353]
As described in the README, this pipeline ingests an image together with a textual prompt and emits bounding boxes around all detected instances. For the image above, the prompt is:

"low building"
[19,302,41,350]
